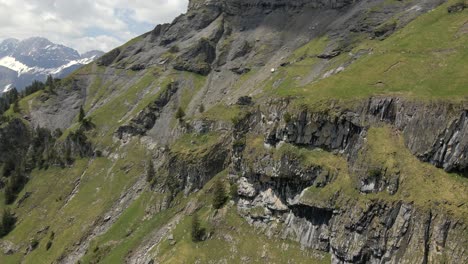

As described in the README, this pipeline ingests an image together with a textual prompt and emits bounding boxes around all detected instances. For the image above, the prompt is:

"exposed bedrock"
[188,0,358,15]
[229,96,468,263]
[236,161,467,264]
[257,97,468,176]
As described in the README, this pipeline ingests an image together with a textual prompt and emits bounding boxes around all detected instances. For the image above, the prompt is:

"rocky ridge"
[0,0,467,263]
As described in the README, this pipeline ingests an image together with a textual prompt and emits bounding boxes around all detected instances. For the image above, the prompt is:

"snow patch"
[0,55,97,77]
[49,56,96,75]
[0,56,31,76]
[3,84,13,93]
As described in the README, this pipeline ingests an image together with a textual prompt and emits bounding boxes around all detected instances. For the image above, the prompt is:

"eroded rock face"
[173,39,218,75]
[235,163,467,263]
[228,97,468,263]
[157,140,230,198]
[115,81,179,140]
[259,98,468,176]
[188,0,357,15]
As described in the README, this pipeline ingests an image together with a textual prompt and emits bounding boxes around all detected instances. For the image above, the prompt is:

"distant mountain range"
[0,37,104,92]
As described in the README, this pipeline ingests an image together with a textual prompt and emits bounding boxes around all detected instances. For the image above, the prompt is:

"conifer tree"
[175,107,185,120]
[146,158,155,183]
[13,100,20,113]
[45,75,55,92]
[0,208,15,237]
[212,179,227,209]
[191,213,204,242]
[78,106,85,122]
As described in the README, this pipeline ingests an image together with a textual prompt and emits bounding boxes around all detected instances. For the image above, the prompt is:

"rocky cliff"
[0,0,467,263]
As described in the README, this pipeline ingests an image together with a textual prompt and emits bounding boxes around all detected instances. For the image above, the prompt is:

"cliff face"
[188,0,357,13]
[1,0,467,263]
[230,98,468,263]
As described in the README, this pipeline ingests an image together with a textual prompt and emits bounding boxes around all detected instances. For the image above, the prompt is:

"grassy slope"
[0,141,147,264]
[80,172,330,264]
[301,125,467,220]
[262,0,468,109]
[0,1,467,263]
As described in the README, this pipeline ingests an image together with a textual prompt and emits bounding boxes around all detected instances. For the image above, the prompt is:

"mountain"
[0,0,467,263]
[0,37,104,92]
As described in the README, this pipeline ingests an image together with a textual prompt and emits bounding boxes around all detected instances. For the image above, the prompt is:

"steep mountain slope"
[0,0,467,263]
[0,37,104,92]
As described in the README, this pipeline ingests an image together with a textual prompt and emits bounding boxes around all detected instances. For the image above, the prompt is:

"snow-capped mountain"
[0,37,104,92]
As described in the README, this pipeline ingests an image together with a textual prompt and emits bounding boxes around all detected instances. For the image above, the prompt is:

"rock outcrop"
[228,97,468,263]
[3,0,466,263]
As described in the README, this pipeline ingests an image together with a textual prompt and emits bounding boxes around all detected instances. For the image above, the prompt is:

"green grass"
[201,103,243,122]
[180,72,206,111]
[1,2,467,263]
[291,36,329,61]
[80,191,177,264]
[151,173,331,264]
[242,136,357,208]
[77,171,330,263]
[0,140,148,264]
[301,125,468,219]
[170,132,224,157]
[358,126,468,218]
[240,129,467,219]
[266,1,468,109]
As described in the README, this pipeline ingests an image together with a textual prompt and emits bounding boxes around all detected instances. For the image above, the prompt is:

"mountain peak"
[0,36,103,90]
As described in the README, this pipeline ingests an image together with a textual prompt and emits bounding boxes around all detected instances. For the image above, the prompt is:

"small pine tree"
[0,209,16,237]
[64,143,73,164]
[212,179,227,209]
[146,158,155,183]
[198,104,205,113]
[4,183,15,205]
[191,213,204,242]
[46,241,52,251]
[175,107,185,120]
[13,100,20,113]
[230,182,238,200]
[78,106,85,122]
[45,75,55,92]
[2,159,15,177]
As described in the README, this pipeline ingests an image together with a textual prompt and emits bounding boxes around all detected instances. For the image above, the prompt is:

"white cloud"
[0,0,188,53]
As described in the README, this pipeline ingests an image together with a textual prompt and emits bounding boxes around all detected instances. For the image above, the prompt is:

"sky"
[0,0,188,54]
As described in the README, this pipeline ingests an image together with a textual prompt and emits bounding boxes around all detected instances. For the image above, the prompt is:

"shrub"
[198,104,205,113]
[146,158,155,183]
[2,159,16,177]
[46,241,52,250]
[230,182,238,200]
[30,239,39,250]
[212,179,227,209]
[232,139,246,149]
[13,100,20,113]
[78,106,85,122]
[283,112,292,123]
[0,209,16,237]
[191,213,205,242]
[175,107,185,120]
[231,115,241,126]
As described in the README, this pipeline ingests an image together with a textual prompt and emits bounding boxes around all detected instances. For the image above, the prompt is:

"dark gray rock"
[230,67,251,75]
[173,39,217,76]
[115,81,179,140]
[97,48,121,67]
[448,2,466,13]
[317,50,341,59]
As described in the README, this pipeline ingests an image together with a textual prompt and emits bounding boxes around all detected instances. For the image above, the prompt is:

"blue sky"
[0,0,188,53]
